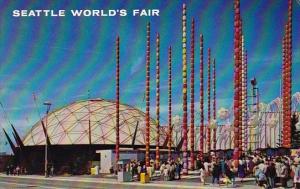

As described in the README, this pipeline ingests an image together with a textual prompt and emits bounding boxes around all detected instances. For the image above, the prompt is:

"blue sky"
[0,0,299,152]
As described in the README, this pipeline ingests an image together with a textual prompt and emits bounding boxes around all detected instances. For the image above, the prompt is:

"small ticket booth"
[117,159,132,182]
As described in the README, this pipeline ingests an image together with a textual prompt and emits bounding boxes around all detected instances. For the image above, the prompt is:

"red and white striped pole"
[155,33,160,169]
[233,0,241,163]
[199,34,204,159]
[244,49,248,151]
[190,18,195,170]
[213,58,217,151]
[145,22,151,167]
[286,0,292,148]
[168,46,172,161]
[241,35,245,153]
[207,48,211,153]
[238,19,243,155]
[282,0,293,148]
[283,25,288,148]
[115,36,120,163]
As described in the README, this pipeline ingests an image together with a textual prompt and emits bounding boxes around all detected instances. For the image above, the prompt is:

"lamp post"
[250,78,259,150]
[43,101,51,178]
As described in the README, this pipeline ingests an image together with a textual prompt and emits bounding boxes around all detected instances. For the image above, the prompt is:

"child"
[200,167,205,185]
[163,167,169,181]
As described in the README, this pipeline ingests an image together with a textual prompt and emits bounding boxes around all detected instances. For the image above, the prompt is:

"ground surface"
[0,173,291,189]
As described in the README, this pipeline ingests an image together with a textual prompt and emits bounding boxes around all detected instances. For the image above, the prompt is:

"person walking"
[256,167,267,188]
[275,159,282,186]
[238,160,246,183]
[50,165,54,177]
[16,166,20,176]
[137,162,142,181]
[6,165,9,175]
[225,164,235,187]
[175,162,182,180]
[204,159,210,176]
[294,162,300,189]
[280,162,289,188]
[211,162,221,186]
[220,158,225,176]
[247,157,255,176]
[199,165,205,185]
[265,162,276,188]
[163,164,169,181]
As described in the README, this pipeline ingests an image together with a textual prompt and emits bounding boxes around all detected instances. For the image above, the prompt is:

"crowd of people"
[5,165,26,176]
[159,161,182,181]
[117,159,183,181]
[5,164,55,177]
[195,153,300,188]
[6,153,300,189]
[119,153,300,188]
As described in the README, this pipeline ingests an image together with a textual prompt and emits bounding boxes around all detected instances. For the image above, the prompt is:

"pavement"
[0,173,260,189]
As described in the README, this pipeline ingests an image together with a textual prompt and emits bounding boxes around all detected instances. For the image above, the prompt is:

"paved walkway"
[0,173,258,189]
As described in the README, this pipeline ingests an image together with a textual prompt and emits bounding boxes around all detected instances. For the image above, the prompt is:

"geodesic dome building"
[10,99,172,174]
[23,98,167,147]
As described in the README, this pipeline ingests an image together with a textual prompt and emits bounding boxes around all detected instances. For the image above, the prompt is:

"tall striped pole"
[244,50,248,151]
[241,35,245,153]
[155,33,160,169]
[190,18,195,170]
[283,25,288,148]
[233,0,241,162]
[182,3,188,175]
[282,32,286,147]
[286,0,292,148]
[115,36,120,163]
[283,0,292,148]
[213,58,217,151]
[145,22,151,167]
[280,36,285,148]
[207,48,211,153]
[239,18,244,156]
[168,46,172,161]
[199,34,204,158]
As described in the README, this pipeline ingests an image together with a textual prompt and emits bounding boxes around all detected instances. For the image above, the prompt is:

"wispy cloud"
[130,56,144,75]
